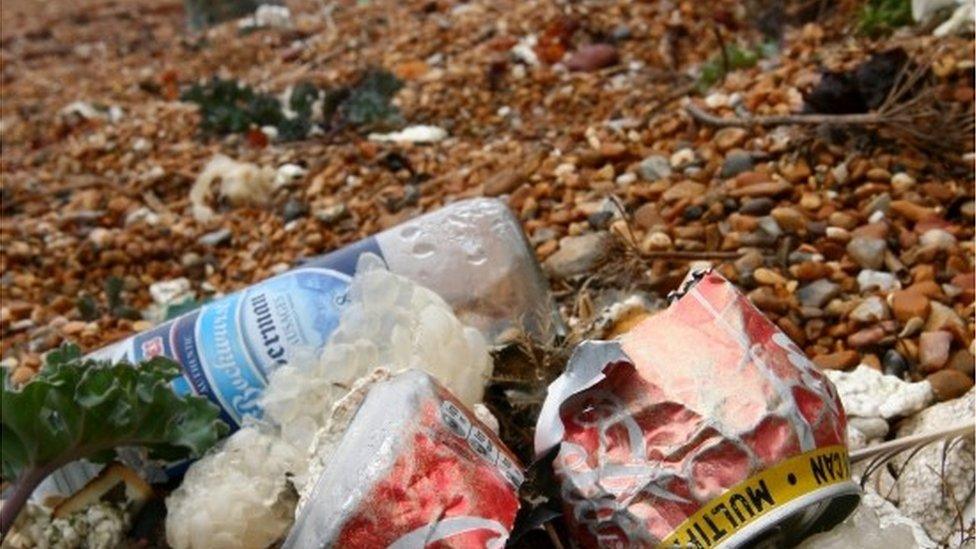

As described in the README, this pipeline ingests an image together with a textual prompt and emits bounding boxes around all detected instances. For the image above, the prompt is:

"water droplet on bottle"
[401,226,420,240]
[412,241,435,258]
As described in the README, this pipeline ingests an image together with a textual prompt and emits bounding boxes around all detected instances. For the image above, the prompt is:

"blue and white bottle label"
[130,267,351,427]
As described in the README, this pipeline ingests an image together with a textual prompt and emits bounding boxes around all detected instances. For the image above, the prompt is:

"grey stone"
[638,155,671,181]
[739,197,774,215]
[883,349,909,379]
[847,236,887,270]
[850,296,890,323]
[720,150,754,178]
[198,228,232,247]
[797,279,841,308]
[543,232,612,279]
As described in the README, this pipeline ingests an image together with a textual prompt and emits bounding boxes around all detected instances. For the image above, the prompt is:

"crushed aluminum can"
[285,369,524,549]
[535,270,860,548]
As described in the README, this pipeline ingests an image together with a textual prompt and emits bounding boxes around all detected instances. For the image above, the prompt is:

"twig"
[685,103,880,128]
[850,422,974,463]
[642,250,743,261]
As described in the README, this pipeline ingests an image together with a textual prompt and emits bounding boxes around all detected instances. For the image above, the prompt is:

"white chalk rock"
[825,365,933,419]
[798,488,934,548]
[894,388,975,544]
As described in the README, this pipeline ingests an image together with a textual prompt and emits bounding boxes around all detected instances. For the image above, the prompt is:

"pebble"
[543,232,611,279]
[890,172,915,191]
[797,279,841,308]
[282,198,308,222]
[661,181,706,202]
[198,228,232,247]
[813,350,860,370]
[315,203,349,224]
[669,148,696,170]
[714,128,747,151]
[11,366,35,385]
[565,43,619,71]
[926,369,974,401]
[924,301,964,332]
[61,320,88,335]
[641,231,672,252]
[857,270,901,292]
[753,267,786,286]
[848,325,886,348]
[770,206,806,233]
[918,228,956,250]
[947,349,975,377]
[638,155,671,181]
[728,180,792,198]
[918,331,952,372]
[739,197,774,215]
[720,150,753,178]
[850,296,889,323]
[883,349,909,378]
[890,290,931,323]
[847,237,887,270]
[633,203,663,229]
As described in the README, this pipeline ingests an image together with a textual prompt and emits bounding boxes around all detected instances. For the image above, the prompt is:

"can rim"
[721,480,861,549]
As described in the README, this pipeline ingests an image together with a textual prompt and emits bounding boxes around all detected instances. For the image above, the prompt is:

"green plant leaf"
[1,344,228,485]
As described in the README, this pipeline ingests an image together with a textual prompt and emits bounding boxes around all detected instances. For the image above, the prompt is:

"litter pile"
[0,0,974,547]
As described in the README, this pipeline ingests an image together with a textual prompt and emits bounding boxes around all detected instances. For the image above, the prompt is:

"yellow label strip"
[661,445,853,549]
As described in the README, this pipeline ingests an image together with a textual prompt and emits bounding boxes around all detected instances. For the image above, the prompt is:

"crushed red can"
[535,270,860,548]
[285,369,523,549]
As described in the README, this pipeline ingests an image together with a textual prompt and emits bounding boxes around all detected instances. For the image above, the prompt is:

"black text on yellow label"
[661,445,853,549]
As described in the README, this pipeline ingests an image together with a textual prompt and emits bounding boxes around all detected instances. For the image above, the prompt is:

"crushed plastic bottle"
[89,197,553,430]
[41,198,554,499]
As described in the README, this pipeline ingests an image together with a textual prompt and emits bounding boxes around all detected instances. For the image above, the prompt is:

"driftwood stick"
[685,103,882,128]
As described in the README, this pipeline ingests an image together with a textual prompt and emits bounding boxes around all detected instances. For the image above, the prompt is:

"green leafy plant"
[75,276,142,321]
[181,69,403,141]
[0,344,228,535]
[858,0,912,37]
[696,43,774,93]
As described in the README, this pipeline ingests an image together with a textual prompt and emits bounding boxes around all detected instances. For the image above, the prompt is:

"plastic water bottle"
[41,198,556,497]
[88,197,555,429]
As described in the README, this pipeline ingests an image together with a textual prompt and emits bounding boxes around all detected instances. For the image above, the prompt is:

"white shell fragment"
[367,125,448,143]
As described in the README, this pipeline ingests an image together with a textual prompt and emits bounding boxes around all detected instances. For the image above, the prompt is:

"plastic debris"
[285,370,522,548]
[189,155,276,221]
[238,4,292,30]
[164,256,495,548]
[535,270,859,547]
[367,124,448,143]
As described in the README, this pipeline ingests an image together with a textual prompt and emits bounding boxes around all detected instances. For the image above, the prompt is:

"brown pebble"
[862,353,882,371]
[813,350,860,370]
[891,290,931,323]
[918,330,952,373]
[927,369,974,401]
[565,43,619,72]
[890,200,937,222]
[847,326,886,348]
[947,349,975,378]
[61,320,88,336]
[728,181,792,198]
[11,366,35,385]
[634,203,664,230]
